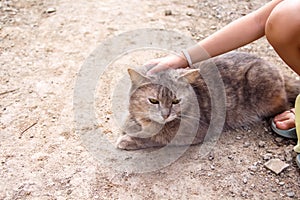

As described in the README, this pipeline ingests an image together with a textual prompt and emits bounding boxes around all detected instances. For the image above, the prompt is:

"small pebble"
[271,188,277,193]
[243,178,248,184]
[278,181,285,186]
[236,136,242,140]
[262,153,272,160]
[241,191,247,197]
[186,12,192,16]
[243,142,250,148]
[208,153,214,161]
[249,165,257,172]
[258,141,266,148]
[46,8,56,14]
[286,191,295,198]
[275,137,284,143]
[165,10,172,16]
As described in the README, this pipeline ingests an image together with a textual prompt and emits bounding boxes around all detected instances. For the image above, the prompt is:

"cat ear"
[128,68,151,85]
[178,69,200,83]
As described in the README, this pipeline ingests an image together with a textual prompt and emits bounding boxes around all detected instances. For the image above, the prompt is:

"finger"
[144,63,157,71]
[143,59,160,69]
[146,63,170,75]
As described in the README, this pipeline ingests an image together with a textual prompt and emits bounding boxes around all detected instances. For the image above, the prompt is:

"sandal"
[271,118,297,139]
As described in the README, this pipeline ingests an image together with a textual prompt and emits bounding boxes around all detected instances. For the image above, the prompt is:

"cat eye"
[148,98,159,104]
[172,99,181,104]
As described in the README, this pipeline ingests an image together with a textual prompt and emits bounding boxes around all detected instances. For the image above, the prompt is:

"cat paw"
[116,135,140,150]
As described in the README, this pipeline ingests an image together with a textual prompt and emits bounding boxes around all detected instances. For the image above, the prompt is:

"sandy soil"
[1,0,300,199]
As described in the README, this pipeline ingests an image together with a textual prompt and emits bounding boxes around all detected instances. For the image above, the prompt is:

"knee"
[265,0,300,45]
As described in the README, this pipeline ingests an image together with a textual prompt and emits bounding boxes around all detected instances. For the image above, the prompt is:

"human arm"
[147,0,283,74]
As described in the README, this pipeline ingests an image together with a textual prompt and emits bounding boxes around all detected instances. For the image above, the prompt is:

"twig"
[19,121,38,138]
[0,89,18,96]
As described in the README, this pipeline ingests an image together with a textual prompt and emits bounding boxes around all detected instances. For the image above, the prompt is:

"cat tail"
[284,73,300,104]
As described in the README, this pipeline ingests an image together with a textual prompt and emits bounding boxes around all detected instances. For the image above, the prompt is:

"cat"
[116,52,300,150]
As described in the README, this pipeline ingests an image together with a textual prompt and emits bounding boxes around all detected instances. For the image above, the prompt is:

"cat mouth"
[156,115,177,124]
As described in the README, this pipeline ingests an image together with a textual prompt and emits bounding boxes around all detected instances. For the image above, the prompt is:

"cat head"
[127,68,199,125]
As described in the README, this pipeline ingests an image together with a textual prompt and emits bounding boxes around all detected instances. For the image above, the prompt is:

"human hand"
[145,53,189,75]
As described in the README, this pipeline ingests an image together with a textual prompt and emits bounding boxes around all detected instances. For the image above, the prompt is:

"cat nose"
[162,114,170,119]
[161,109,170,119]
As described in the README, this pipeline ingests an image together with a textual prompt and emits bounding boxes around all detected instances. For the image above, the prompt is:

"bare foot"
[273,108,295,130]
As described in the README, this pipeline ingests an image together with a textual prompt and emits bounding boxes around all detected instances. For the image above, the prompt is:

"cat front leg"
[116,135,141,150]
[116,134,162,150]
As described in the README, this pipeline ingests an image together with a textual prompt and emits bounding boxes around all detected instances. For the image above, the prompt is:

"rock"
[264,159,289,174]
[262,153,272,160]
[248,165,257,172]
[208,152,214,161]
[278,181,285,186]
[164,10,172,16]
[258,141,266,148]
[46,8,56,14]
[241,191,247,197]
[275,137,284,143]
[186,12,192,16]
[243,142,250,148]
[271,188,277,193]
[243,178,248,184]
[286,191,295,198]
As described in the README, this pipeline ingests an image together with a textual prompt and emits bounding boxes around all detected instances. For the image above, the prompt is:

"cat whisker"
[179,114,200,120]
[174,116,199,126]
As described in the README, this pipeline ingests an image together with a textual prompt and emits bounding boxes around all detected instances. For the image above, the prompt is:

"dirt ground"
[1,0,300,199]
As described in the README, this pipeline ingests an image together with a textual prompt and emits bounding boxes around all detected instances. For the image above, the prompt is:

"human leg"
[265,0,300,130]
[265,0,300,75]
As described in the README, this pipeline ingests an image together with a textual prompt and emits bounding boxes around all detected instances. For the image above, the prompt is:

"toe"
[275,118,295,130]
[274,110,293,122]
[274,109,295,130]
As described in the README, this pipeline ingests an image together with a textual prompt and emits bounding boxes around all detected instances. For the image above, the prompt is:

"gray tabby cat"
[116,52,300,150]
